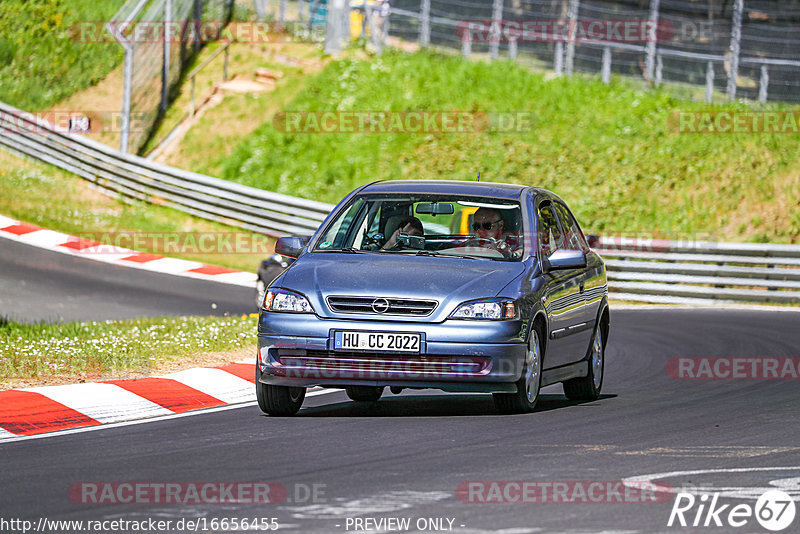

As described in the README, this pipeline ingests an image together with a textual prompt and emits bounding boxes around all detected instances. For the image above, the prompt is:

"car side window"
[537,202,565,258]
[555,203,589,252]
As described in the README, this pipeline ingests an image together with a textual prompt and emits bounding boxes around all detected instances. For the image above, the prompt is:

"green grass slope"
[219,50,800,242]
[0,0,123,110]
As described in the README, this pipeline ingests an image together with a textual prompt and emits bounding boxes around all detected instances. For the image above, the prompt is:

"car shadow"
[296,392,617,417]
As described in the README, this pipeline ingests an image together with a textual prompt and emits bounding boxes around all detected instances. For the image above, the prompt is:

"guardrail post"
[601,46,611,84]
[758,64,769,103]
[489,0,504,61]
[462,35,471,58]
[565,0,580,75]
[420,0,430,48]
[726,0,743,100]
[705,60,714,103]
[644,0,661,85]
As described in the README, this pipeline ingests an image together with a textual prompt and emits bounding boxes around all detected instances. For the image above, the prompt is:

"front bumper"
[257,312,527,392]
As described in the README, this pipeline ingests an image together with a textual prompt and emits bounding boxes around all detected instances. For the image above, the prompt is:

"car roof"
[360,180,540,200]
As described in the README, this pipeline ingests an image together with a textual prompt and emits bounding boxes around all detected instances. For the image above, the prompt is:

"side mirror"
[587,234,600,249]
[545,249,587,272]
[275,236,306,259]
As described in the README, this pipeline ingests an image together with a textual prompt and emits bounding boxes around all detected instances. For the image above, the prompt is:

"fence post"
[758,64,769,103]
[462,36,471,58]
[644,0,661,85]
[554,41,564,75]
[161,0,172,113]
[705,60,714,103]
[280,0,287,23]
[489,0,504,61]
[726,0,743,100]
[194,0,203,53]
[253,0,267,19]
[420,0,430,48]
[120,46,133,154]
[325,0,347,54]
[565,0,580,75]
[601,46,611,84]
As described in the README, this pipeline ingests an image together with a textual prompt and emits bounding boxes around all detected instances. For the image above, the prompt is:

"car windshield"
[313,194,524,261]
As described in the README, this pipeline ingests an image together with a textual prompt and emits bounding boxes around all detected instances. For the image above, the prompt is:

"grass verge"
[0,152,272,272]
[0,315,257,390]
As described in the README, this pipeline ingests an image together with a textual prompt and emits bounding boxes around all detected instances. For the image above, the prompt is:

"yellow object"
[350,0,377,40]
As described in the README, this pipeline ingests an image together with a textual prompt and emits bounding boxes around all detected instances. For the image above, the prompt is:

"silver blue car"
[256,180,609,415]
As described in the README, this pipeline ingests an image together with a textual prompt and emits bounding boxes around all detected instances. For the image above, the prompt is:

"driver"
[472,207,505,243]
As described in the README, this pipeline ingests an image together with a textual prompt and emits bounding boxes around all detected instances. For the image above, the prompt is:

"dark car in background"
[256,180,609,415]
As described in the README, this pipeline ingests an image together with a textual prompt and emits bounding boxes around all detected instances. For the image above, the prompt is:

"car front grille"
[326,296,437,316]
[273,350,491,378]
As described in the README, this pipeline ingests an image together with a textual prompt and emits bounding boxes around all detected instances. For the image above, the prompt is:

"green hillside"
[0,0,123,110]
[220,50,800,243]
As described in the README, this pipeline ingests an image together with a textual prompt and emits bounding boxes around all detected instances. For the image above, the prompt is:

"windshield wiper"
[415,250,478,260]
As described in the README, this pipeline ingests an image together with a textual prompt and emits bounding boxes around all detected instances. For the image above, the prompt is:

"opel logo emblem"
[371,298,390,313]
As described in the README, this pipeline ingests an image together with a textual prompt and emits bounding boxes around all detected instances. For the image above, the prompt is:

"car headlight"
[450,298,516,320]
[263,288,315,313]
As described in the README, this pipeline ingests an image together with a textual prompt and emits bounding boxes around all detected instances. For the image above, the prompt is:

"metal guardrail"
[2,99,800,305]
[0,101,333,237]
[598,237,800,305]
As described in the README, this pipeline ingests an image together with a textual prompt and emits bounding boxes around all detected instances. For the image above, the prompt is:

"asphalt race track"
[0,238,253,322]
[2,302,799,532]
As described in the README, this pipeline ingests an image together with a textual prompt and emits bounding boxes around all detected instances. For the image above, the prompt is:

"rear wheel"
[493,328,542,414]
[255,366,305,416]
[563,325,603,401]
[345,386,384,402]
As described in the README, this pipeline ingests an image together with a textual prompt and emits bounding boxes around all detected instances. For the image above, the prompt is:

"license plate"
[333,331,421,353]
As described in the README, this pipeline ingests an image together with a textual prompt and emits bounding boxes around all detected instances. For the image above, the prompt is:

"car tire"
[493,327,542,414]
[563,325,604,401]
[255,278,267,309]
[255,366,305,416]
[345,386,384,402]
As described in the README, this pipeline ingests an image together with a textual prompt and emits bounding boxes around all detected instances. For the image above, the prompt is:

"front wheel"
[563,325,603,401]
[345,386,384,402]
[493,328,542,414]
[256,379,305,416]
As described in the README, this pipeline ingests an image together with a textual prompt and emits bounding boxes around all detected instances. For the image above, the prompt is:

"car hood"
[278,252,525,321]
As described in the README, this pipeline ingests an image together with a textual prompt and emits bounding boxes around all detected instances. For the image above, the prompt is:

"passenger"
[381,216,424,250]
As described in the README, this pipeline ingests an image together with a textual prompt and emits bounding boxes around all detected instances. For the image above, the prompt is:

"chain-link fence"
[109,0,234,154]
[387,0,800,104]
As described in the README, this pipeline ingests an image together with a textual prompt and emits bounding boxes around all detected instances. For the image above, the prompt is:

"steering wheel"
[461,237,503,251]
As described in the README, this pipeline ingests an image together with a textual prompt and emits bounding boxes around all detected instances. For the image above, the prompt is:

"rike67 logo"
[668,490,796,531]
